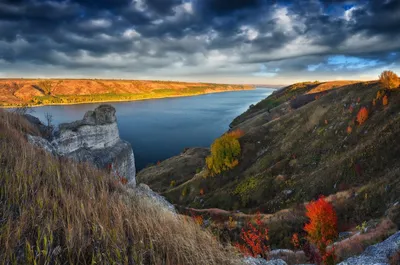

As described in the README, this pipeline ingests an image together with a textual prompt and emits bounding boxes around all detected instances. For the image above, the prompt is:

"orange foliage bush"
[379,70,399,90]
[190,211,204,226]
[228,129,245,139]
[235,212,269,259]
[376,90,384,100]
[304,196,338,265]
[119,177,128,185]
[347,126,352,134]
[356,107,368,125]
[382,95,389,106]
[194,215,204,226]
[292,233,300,250]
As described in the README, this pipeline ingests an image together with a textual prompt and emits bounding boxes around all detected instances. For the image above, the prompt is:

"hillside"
[0,79,252,107]
[0,110,240,264]
[137,80,400,250]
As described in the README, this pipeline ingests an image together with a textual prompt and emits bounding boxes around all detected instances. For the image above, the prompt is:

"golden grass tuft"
[0,109,239,265]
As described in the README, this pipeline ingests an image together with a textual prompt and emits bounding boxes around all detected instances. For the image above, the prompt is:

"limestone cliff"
[27,105,136,185]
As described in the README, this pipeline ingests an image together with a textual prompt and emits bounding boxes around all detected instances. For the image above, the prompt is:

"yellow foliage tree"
[379,70,399,90]
[206,129,243,176]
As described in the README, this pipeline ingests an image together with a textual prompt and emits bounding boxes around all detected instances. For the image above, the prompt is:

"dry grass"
[0,109,239,265]
[334,218,397,261]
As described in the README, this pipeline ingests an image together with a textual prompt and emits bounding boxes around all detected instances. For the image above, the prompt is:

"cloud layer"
[0,0,399,84]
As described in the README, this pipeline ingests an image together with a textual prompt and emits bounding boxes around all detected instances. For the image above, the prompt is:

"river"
[28,88,274,170]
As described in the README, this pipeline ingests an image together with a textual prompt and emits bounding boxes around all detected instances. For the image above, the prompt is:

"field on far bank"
[0,79,253,107]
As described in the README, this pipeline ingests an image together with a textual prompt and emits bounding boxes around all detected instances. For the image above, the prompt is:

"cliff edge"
[27,104,136,185]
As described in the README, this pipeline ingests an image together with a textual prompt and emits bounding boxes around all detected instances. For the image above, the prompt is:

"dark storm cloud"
[0,0,399,81]
[194,0,265,16]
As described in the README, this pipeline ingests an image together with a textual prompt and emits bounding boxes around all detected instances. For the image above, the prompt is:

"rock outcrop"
[338,231,400,265]
[26,105,136,185]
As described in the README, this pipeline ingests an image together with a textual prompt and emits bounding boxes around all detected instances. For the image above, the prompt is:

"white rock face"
[53,123,120,155]
[27,105,136,185]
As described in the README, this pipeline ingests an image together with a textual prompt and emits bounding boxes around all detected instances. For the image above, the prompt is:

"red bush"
[304,196,338,264]
[292,233,300,250]
[356,107,368,125]
[235,212,269,258]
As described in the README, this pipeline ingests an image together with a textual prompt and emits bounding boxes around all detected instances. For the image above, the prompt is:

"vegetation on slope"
[138,75,400,249]
[206,129,244,176]
[0,79,252,107]
[0,110,239,265]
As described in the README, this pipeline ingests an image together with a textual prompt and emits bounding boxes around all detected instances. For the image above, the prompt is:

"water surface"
[29,88,274,170]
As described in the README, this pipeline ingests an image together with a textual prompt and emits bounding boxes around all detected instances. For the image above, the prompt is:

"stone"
[338,231,400,265]
[283,189,294,196]
[242,258,287,265]
[26,105,136,185]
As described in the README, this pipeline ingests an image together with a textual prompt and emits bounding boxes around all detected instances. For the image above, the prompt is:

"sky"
[0,0,399,85]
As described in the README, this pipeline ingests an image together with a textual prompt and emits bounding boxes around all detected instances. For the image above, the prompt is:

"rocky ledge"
[338,231,400,265]
[26,105,136,186]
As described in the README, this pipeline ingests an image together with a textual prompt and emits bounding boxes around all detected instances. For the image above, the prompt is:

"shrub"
[382,95,389,106]
[170,180,176,187]
[234,212,269,259]
[379,70,399,90]
[233,176,260,206]
[206,129,243,176]
[356,107,369,125]
[304,196,338,265]
[291,233,300,250]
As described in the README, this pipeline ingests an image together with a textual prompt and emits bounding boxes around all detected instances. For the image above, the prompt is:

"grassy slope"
[0,110,239,265]
[138,80,400,248]
[0,79,252,107]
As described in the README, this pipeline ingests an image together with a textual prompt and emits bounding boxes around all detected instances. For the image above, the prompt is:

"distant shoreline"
[1,87,262,109]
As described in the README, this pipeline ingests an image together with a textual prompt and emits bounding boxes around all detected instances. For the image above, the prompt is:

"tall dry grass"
[0,109,240,265]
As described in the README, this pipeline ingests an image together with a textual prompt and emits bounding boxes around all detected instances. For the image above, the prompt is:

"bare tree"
[44,112,54,138]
